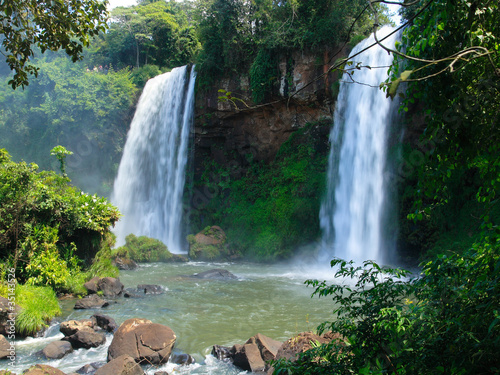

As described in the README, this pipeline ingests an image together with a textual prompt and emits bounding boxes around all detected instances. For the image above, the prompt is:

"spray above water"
[320,27,400,265]
[112,66,196,253]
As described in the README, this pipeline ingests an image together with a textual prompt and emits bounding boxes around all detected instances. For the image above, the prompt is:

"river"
[2,261,336,374]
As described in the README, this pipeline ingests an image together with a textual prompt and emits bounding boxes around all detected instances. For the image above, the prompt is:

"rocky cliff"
[193,47,346,177]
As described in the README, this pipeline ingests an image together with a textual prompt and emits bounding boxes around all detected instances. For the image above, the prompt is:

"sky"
[107,0,137,10]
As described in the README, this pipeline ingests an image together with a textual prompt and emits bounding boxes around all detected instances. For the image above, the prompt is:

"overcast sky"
[107,0,137,10]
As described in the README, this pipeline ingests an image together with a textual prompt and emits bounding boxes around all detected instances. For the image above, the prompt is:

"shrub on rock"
[187,226,232,260]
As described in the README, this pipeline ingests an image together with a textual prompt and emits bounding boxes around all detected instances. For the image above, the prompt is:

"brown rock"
[108,318,176,364]
[0,334,13,359]
[23,364,66,375]
[64,330,106,349]
[194,226,226,245]
[97,277,124,297]
[94,355,144,375]
[0,296,20,337]
[91,314,118,333]
[275,332,329,362]
[74,295,109,310]
[59,319,95,336]
[84,277,100,294]
[246,333,282,362]
[42,340,73,359]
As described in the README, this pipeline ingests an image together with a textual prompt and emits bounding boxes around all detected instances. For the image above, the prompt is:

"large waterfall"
[112,65,196,253]
[320,27,400,265]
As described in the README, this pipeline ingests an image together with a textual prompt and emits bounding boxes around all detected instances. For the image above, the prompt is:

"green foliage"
[130,64,164,87]
[14,284,61,336]
[0,0,108,88]
[115,233,174,262]
[392,0,500,259]
[273,234,500,374]
[249,49,278,104]
[0,55,138,195]
[50,145,73,177]
[192,121,329,260]
[0,149,121,286]
[87,233,120,279]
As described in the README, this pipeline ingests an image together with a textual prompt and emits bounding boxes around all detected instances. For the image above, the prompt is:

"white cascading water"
[320,27,399,265]
[112,65,196,253]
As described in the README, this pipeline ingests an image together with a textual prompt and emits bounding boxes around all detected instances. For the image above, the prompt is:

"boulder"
[84,277,100,294]
[42,340,73,359]
[112,257,138,270]
[74,295,109,310]
[274,332,330,362]
[170,353,195,365]
[108,318,176,364]
[91,314,118,333]
[60,319,95,336]
[247,333,282,362]
[0,334,13,359]
[23,364,66,375]
[94,355,144,375]
[0,296,20,337]
[187,226,232,260]
[136,285,164,295]
[97,277,124,297]
[75,362,105,374]
[233,342,266,372]
[211,345,232,362]
[189,269,238,280]
[64,330,106,349]
[0,371,17,375]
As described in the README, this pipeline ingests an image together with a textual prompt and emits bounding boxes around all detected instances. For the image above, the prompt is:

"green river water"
[1,261,337,374]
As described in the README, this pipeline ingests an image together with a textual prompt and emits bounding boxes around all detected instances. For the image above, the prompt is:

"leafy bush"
[114,234,173,262]
[272,234,500,374]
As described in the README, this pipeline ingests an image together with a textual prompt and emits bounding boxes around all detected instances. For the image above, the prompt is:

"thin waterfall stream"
[320,27,400,265]
[112,65,196,252]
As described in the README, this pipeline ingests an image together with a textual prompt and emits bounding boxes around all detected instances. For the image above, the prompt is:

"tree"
[0,0,108,88]
[50,145,73,177]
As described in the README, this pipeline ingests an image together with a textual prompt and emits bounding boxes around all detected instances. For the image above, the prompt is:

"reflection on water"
[2,261,337,374]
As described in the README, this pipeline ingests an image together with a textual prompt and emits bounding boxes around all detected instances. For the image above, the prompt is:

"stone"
[0,371,16,375]
[113,257,138,270]
[274,332,330,362]
[211,345,232,362]
[75,362,105,374]
[108,318,176,364]
[42,340,73,359]
[136,284,164,295]
[74,295,109,310]
[64,330,106,349]
[94,355,144,375]
[246,333,282,362]
[0,296,20,337]
[23,364,66,375]
[190,269,238,280]
[91,314,118,333]
[97,277,124,297]
[0,334,13,359]
[60,319,95,336]
[84,277,100,294]
[169,353,195,365]
[232,342,266,372]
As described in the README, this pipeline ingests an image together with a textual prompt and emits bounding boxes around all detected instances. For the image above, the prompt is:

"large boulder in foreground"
[212,333,282,373]
[23,364,66,375]
[95,355,144,375]
[108,318,176,364]
[187,226,234,260]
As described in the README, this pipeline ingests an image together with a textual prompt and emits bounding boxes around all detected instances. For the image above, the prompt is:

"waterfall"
[320,27,400,265]
[112,65,196,253]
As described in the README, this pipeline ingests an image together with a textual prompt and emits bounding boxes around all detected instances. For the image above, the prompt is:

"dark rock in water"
[95,354,144,375]
[108,318,176,364]
[211,345,233,362]
[75,362,105,374]
[64,330,106,349]
[137,284,164,295]
[189,269,238,280]
[91,314,118,333]
[170,352,195,365]
[42,340,73,359]
[60,319,95,336]
[84,277,100,294]
[113,256,138,270]
[97,277,124,297]
[74,295,109,310]
[23,364,66,375]
[123,289,143,298]
[154,372,169,375]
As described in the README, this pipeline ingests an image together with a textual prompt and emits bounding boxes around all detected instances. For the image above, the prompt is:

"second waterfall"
[320,27,400,265]
[112,65,196,253]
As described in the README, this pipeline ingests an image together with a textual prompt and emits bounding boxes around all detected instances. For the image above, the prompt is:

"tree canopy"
[0,0,108,88]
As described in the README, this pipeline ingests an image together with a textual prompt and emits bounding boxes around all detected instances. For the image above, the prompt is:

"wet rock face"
[107,318,176,365]
[94,355,144,375]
